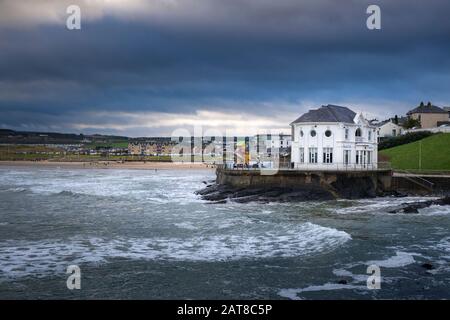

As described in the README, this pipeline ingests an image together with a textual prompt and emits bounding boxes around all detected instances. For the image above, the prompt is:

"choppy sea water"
[0,166,449,299]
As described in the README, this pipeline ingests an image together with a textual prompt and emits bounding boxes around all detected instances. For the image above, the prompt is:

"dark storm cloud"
[0,0,450,135]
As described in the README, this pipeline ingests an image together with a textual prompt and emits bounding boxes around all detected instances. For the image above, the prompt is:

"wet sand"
[0,160,215,170]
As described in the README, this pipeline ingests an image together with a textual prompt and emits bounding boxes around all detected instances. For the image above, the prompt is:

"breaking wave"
[0,222,351,279]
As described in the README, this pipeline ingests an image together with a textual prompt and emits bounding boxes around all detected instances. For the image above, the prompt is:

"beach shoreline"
[0,160,215,170]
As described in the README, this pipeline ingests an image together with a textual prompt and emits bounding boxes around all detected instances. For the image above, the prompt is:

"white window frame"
[356,150,369,167]
[356,150,361,164]
[323,147,333,164]
[344,150,351,165]
[309,147,318,164]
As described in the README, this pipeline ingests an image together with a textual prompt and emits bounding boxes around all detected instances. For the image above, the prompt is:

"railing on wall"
[218,162,391,171]
[394,169,434,191]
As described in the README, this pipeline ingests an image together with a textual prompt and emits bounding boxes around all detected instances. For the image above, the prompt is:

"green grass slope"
[379,133,450,172]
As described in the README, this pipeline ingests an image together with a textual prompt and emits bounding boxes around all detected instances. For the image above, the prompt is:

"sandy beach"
[0,160,216,170]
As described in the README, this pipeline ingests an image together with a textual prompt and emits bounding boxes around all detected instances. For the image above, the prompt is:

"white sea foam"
[277,288,304,300]
[436,237,450,254]
[0,222,351,279]
[279,251,419,299]
[278,283,367,300]
[0,187,27,193]
[332,268,368,283]
[0,168,210,204]
[417,205,450,216]
[366,251,416,268]
[333,197,440,215]
[174,222,198,230]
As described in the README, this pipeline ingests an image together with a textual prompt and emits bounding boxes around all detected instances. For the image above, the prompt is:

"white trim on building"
[291,106,378,170]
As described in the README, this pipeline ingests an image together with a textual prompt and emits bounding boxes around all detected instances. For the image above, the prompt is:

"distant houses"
[254,133,291,159]
[376,117,406,139]
[444,107,450,117]
[128,139,177,156]
[374,101,450,140]
[406,102,450,129]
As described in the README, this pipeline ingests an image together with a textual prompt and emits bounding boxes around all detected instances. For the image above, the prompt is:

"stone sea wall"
[196,168,393,203]
[392,175,450,195]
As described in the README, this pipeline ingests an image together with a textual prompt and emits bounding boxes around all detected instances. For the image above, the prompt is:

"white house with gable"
[290,104,378,170]
[377,118,404,139]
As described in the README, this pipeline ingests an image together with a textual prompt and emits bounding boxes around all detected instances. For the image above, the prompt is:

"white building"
[254,134,291,155]
[290,104,378,170]
[251,134,292,168]
[376,118,404,139]
[269,134,292,150]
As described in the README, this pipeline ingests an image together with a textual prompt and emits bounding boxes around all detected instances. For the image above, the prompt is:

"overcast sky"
[0,0,449,137]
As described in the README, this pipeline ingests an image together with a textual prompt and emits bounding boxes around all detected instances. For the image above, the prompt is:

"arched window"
[355,128,362,137]
[325,130,332,137]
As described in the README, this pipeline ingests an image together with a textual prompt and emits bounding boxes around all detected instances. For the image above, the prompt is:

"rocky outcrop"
[388,196,450,214]
[196,184,335,203]
[197,167,394,203]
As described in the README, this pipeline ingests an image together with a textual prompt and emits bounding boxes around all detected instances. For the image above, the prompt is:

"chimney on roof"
[427,102,432,107]
[420,101,424,107]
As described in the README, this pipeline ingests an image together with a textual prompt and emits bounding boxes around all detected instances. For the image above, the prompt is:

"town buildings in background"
[375,101,450,140]
[1,101,449,165]
[376,117,406,140]
[407,102,450,129]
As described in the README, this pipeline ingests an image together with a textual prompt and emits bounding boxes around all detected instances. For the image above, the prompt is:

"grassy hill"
[379,133,450,172]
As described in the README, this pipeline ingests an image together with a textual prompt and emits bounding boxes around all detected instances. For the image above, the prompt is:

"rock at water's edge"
[388,196,450,214]
[196,184,335,203]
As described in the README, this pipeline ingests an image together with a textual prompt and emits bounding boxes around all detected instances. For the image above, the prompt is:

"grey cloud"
[0,0,449,134]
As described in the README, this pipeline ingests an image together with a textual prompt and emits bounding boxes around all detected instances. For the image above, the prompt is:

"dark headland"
[196,167,450,208]
[196,166,393,203]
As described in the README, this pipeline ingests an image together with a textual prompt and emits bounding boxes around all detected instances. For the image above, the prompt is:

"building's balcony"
[292,162,382,171]
[219,162,391,172]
